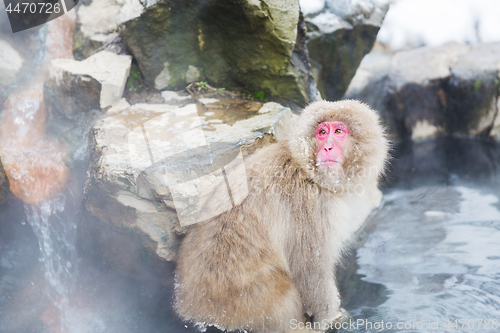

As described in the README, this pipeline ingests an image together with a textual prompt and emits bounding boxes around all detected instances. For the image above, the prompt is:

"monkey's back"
[174,142,304,331]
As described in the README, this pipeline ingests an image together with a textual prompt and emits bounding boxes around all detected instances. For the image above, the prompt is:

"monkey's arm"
[175,206,305,332]
[290,248,343,325]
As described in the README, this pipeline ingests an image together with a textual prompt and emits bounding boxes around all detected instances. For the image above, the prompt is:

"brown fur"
[175,100,389,333]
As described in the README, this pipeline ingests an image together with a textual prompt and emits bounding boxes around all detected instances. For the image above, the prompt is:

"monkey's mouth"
[318,160,341,168]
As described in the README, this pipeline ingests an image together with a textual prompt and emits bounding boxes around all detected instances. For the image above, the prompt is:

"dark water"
[337,136,500,333]
[1,136,500,333]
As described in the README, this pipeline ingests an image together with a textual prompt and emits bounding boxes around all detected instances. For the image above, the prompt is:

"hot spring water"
[2,133,500,333]
[336,137,500,333]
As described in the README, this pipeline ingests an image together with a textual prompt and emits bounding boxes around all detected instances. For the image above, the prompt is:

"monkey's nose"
[324,147,332,151]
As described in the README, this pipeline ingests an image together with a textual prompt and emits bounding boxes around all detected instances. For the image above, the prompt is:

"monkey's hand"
[322,308,350,332]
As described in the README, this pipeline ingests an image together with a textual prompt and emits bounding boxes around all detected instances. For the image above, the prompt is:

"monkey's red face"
[315,121,349,169]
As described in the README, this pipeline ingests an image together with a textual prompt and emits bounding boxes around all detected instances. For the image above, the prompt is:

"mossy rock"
[308,24,380,100]
[305,0,388,101]
[119,0,314,103]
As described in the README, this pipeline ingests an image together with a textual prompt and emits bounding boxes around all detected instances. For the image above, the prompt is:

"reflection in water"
[337,137,500,333]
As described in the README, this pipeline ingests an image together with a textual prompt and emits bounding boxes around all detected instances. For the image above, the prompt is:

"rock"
[0,157,9,205]
[1,140,69,205]
[492,99,500,141]
[346,42,500,141]
[73,0,122,59]
[305,0,388,100]
[344,50,396,134]
[0,39,23,86]
[47,50,132,111]
[118,0,317,103]
[160,90,193,104]
[78,0,121,38]
[388,137,500,190]
[0,81,69,205]
[387,43,469,140]
[80,98,295,282]
[44,51,132,161]
[444,43,500,136]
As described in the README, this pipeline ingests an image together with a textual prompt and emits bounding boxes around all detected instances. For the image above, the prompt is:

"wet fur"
[175,100,389,333]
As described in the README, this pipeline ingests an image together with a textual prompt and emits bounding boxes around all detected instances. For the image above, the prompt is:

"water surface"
[2,136,500,332]
[337,137,500,333]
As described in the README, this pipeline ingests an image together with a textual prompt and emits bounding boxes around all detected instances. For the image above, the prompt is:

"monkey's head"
[289,100,389,192]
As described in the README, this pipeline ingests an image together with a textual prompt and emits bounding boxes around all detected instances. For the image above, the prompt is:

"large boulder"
[47,50,132,112]
[304,0,388,100]
[117,0,318,103]
[443,43,500,136]
[492,101,500,141]
[73,0,122,59]
[345,42,500,141]
[80,97,295,282]
[44,51,132,161]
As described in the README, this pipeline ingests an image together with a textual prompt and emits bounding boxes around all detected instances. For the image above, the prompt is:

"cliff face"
[117,0,317,104]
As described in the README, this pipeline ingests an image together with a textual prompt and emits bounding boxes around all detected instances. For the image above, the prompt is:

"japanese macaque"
[175,100,389,333]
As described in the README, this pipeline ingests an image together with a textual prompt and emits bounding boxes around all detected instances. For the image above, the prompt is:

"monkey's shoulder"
[245,141,314,195]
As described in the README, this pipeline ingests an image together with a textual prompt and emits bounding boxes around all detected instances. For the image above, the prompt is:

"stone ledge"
[80,99,295,282]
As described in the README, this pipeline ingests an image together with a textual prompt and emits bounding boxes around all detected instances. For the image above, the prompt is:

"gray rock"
[386,43,469,140]
[346,42,500,141]
[305,0,388,100]
[343,50,392,121]
[73,0,122,59]
[492,100,500,141]
[118,0,317,103]
[48,51,132,111]
[160,90,193,104]
[444,43,500,136]
[0,157,9,205]
[81,99,295,282]
[0,40,23,86]
[45,51,132,161]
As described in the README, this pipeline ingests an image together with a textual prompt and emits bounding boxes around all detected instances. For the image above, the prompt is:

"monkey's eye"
[335,129,343,134]
[319,129,327,135]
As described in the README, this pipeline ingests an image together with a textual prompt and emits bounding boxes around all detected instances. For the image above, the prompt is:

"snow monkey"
[175,100,389,333]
